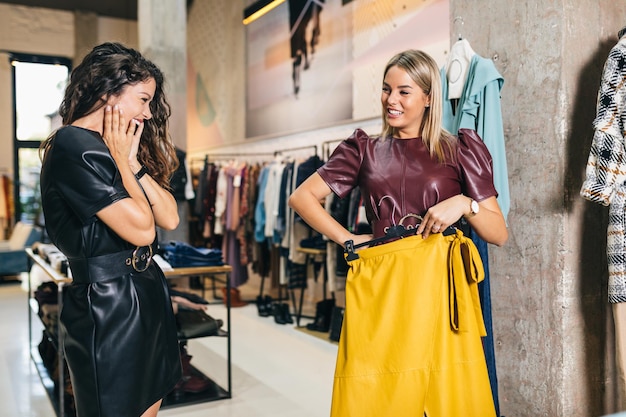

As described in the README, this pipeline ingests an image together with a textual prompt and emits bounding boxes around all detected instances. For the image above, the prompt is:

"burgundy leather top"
[318,128,497,238]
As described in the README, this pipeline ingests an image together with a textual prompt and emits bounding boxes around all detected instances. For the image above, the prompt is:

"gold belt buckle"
[130,245,153,272]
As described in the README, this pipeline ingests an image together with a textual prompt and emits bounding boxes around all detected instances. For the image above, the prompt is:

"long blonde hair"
[380,50,455,163]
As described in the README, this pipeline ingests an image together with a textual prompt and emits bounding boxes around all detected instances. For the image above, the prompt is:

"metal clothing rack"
[200,143,319,162]
[321,138,345,160]
[273,144,318,157]
[195,145,320,309]
[262,144,320,313]
[205,151,275,162]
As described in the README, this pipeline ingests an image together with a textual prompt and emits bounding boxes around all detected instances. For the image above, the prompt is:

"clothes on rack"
[170,148,195,202]
[193,159,219,245]
[324,187,370,292]
[254,154,323,288]
[191,150,324,293]
[222,163,249,288]
[441,37,508,417]
[192,160,253,289]
[160,148,195,244]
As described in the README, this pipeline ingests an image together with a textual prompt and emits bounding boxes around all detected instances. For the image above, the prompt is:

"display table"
[26,249,233,416]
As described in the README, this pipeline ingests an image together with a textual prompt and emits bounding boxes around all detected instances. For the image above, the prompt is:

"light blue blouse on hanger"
[440,52,510,220]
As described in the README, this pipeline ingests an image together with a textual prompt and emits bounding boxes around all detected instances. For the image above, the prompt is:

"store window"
[10,53,70,222]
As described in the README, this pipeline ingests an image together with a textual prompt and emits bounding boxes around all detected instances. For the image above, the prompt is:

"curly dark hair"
[41,42,178,188]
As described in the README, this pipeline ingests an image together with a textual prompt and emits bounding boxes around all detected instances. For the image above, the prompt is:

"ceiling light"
[243,0,286,25]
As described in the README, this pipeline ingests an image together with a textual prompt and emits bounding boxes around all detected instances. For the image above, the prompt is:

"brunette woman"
[40,42,181,417]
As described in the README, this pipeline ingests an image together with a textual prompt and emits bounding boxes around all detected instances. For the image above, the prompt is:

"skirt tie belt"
[448,232,486,336]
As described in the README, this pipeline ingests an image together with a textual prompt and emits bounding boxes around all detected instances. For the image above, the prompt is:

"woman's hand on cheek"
[102,105,132,164]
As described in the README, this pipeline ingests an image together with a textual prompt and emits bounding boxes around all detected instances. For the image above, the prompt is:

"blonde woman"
[289,49,507,417]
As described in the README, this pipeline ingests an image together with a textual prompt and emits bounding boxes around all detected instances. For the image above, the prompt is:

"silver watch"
[469,199,479,216]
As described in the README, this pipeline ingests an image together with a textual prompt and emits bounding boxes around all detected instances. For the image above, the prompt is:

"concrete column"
[137,0,189,243]
[137,0,187,151]
[73,11,98,67]
[449,1,626,416]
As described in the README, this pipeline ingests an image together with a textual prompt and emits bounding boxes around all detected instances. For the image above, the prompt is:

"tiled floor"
[0,272,339,417]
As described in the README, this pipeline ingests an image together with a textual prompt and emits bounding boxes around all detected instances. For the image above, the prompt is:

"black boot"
[272,302,293,325]
[273,303,286,324]
[264,295,274,317]
[281,303,293,324]
[306,299,335,332]
[256,295,272,317]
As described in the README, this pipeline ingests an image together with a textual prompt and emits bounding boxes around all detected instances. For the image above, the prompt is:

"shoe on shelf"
[221,287,247,308]
[181,374,212,394]
[172,344,213,396]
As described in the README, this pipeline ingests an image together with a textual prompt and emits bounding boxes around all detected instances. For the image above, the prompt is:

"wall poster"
[244,0,450,139]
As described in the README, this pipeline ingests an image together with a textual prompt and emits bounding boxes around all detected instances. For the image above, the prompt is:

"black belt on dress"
[68,245,154,284]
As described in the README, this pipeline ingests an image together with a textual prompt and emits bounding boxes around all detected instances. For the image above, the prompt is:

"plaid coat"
[581,36,626,303]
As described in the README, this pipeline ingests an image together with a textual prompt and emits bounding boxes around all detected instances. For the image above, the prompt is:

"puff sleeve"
[317,129,369,198]
[457,128,498,202]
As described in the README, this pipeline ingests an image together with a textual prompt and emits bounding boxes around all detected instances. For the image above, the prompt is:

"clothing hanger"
[453,15,464,41]
[446,16,475,101]
[343,215,456,261]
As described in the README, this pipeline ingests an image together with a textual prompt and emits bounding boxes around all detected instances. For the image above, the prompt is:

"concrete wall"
[450,1,626,416]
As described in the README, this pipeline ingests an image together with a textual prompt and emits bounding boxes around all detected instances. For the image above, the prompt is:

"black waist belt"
[68,245,154,284]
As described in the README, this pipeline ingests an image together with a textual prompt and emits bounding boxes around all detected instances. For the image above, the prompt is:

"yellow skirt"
[330,231,496,417]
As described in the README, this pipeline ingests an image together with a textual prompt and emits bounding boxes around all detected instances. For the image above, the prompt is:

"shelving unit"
[26,248,72,417]
[26,249,233,416]
[162,265,233,408]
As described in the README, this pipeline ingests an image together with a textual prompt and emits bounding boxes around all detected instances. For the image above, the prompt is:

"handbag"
[176,308,224,339]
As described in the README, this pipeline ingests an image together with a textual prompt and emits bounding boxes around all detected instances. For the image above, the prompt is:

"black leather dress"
[318,128,497,238]
[40,125,182,417]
